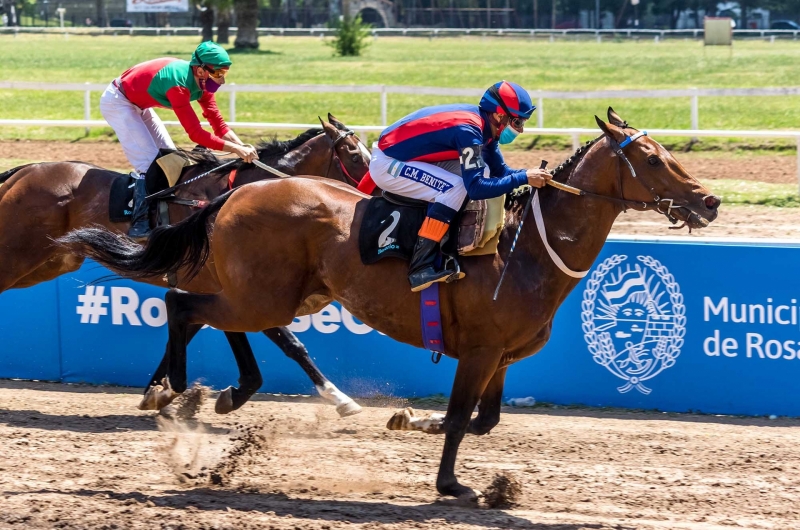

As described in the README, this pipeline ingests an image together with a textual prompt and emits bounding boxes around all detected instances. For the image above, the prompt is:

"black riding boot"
[128,176,150,238]
[408,236,453,292]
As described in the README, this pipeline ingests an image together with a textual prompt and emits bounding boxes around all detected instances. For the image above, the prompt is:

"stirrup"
[443,255,466,283]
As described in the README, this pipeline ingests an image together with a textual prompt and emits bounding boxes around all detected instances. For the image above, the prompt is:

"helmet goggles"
[202,64,229,80]
[487,84,527,132]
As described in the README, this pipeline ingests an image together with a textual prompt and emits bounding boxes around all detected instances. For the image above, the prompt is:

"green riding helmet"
[190,42,232,70]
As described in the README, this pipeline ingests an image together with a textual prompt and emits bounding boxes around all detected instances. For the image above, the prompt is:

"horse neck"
[282,135,334,179]
[514,140,623,288]
[233,136,332,185]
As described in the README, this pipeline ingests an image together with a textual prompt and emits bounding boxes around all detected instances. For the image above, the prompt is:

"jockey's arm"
[458,141,528,201]
[483,140,551,190]
[167,87,255,162]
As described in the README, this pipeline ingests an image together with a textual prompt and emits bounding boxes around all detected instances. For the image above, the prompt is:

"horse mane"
[505,135,605,212]
[256,127,324,159]
[174,127,325,172]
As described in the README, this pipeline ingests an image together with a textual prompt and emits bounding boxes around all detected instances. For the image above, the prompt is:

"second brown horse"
[1,115,370,415]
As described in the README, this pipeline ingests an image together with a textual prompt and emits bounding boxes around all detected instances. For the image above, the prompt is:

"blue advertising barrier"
[3,236,800,417]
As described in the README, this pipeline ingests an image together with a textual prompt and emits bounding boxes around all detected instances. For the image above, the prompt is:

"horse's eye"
[647,155,660,166]
[351,154,361,164]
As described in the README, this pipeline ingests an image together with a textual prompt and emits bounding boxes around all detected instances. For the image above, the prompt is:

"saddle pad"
[359,196,427,265]
[109,173,135,223]
[359,195,508,265]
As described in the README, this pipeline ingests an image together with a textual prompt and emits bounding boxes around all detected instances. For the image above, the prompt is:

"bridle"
[325,129,368,187]
[557,127,708,231]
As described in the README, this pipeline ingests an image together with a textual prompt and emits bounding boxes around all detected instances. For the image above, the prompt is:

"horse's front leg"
[262,327,362,417]
[436,353,501,499]
[214,331,263,414]
[385,366,507,435]
[468,366,507,435]
[138,322,203,411]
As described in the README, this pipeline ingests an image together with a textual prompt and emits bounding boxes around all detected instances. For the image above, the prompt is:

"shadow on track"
[6,488,631,530]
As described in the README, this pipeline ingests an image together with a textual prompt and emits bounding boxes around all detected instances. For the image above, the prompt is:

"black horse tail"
[59,189,236,281]
[0,163,36,185]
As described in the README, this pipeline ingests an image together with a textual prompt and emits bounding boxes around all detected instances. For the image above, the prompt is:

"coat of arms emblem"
[581,255,685,394]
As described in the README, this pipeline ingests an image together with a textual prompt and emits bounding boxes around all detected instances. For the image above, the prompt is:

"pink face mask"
[203,77,223,94]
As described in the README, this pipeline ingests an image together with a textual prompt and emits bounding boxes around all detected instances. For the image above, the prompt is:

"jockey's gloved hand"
[232,143,257,163]
[526,168,551,188]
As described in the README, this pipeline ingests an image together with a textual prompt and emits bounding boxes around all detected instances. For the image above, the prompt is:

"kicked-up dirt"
[0,380,798,529]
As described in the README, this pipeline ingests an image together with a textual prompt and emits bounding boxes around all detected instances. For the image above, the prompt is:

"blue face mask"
[499,125,519,145]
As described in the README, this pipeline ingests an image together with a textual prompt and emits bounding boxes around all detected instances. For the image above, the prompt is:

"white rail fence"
[2,26,800,41]
[2,81,799,187]
[4,80,800,129]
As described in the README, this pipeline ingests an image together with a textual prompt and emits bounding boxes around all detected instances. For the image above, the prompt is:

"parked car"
[771,20,800,30]
[109,18,133,28]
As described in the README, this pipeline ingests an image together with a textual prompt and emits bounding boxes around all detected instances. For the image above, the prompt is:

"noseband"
[326,130,364,187]
[563,129,704,231]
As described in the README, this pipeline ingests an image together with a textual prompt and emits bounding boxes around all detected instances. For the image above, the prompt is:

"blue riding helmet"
[479,81,535,119]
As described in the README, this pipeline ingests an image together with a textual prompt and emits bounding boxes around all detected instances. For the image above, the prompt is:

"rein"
[550,129,702,231]
[326,130,365,187]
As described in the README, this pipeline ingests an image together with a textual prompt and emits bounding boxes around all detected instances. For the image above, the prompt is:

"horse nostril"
[704,195,721,210]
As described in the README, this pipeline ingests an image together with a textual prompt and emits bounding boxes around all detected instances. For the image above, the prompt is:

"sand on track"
[1,381,799,530]
[3,140,800,240]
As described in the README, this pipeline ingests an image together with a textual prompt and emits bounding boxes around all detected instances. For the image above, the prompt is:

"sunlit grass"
[1,35,799,144]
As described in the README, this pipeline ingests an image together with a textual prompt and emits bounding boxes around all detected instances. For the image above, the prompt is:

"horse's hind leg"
[159,288,278,410]
[139,323,203,411]
[214,331,263,414]
[262,327,362,417]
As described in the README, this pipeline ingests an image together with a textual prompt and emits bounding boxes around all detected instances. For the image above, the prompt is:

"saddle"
[108,148,229,225]
[358,191,505,266]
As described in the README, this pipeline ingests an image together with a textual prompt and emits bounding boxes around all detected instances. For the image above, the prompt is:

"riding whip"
[492,160,548,301]
[146,158,238,201]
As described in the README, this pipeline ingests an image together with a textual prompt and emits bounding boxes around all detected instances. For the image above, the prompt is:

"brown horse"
[62,109,720,498]
[1,115,370,416]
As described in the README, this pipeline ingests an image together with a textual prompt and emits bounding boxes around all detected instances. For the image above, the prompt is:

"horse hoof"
[214,387,235,414]
[139,379,178,411]
[437,479,479,501]
[386,407,415,430]
[336,400,363,417]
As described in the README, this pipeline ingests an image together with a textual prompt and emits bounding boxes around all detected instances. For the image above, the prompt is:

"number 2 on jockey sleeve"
[460,145,485,171]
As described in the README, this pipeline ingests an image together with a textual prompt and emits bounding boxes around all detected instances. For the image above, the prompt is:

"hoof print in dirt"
[482,473,522,509]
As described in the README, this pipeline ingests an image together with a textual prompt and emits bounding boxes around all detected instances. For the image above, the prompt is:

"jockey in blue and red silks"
[369,80,552,292]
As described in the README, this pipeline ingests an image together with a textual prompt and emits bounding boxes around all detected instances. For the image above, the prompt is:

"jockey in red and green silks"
[100,41,257,237]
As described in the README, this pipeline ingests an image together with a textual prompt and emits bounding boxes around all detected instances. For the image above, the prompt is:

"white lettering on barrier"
[704,296,798,326]
[76,286,166,328]
[288,304,374,335]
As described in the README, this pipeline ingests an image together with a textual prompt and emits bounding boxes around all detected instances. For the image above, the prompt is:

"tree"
[198,1,215,41]
[234,0,259,49]
[328,14,371,56]
[95,0,108,26]
[217,3,232,43]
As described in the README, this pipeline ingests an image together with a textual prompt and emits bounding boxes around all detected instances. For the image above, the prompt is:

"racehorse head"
[319,113,371,187]
[594,107,720,230]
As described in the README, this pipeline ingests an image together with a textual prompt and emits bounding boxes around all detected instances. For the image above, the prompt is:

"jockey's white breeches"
[99,81,175,175]
[369,145,468,211]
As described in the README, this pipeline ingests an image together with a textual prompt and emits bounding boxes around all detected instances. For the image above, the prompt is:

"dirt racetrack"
[1,381,799,530]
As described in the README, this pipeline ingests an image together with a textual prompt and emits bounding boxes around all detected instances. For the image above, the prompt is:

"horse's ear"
[319,116,340,141]
[607,107,627,128]
[595,115,626,142]
[328,113,346,130]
